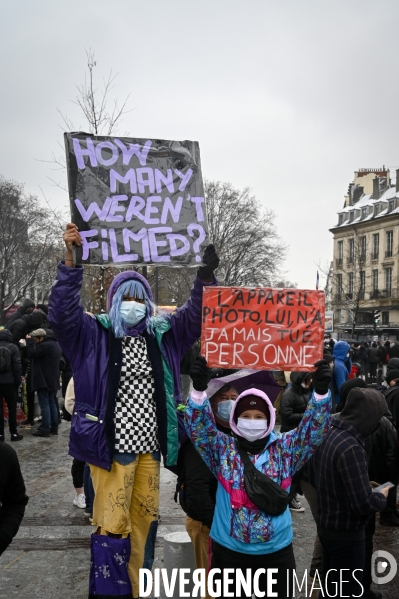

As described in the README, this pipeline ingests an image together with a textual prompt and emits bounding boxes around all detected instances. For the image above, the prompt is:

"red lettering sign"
[201,287,325,371]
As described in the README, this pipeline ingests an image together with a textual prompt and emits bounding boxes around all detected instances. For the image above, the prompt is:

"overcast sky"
[2,0,399,289]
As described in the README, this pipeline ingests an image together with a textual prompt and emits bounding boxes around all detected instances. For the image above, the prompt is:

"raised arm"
[280,361,333,474]
[47,223,97,370]
[164,245,219,359]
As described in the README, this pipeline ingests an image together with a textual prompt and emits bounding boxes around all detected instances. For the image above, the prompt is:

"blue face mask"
[120,301,146,327]
[217,400,235,423]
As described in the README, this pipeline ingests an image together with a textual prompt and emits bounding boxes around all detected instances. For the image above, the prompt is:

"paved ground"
[0,420,398,598]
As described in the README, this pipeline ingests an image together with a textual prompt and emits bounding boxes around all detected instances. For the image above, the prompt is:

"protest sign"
[64,133,208,265]
[201,287,325,371]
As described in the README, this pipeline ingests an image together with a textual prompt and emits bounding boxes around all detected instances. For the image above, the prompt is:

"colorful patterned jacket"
[184,388,331,554]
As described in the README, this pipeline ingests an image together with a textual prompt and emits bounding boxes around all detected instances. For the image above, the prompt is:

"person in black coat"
[280,371,312,512]
[5,298,35,327]
[0,329,22,442]
[0,443,28,555]
[26,328,62,438]
[181,383,237,576]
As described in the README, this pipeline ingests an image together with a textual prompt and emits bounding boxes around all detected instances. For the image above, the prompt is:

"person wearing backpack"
[184,357,332,599]
[0,329,23,442]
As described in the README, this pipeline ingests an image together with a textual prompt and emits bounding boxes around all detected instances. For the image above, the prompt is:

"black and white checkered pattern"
[114,336,160,453]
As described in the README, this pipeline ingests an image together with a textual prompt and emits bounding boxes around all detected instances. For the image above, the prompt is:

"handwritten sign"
[64,133,208,265]
[201,287,325,371]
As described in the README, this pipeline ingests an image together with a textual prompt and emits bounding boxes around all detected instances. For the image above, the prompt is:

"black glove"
[312,360,333,395]
[198,244,219,281]
[189,355,209,392]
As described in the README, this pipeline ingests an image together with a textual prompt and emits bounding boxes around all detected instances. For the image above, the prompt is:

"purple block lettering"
[80,230,99,260]
[74,197,112,222]
[126,196,146,222]
[110,169,137,194]
[105,195,129,222]
[166,233,190,257]
[161,196,183,224]
[114,139,152,166]
[72,138,98,169]
[174,168,193,191]
[190,197,205,222]
[136,168,155,194]
[154,169,175,193]
[148,227,173,262]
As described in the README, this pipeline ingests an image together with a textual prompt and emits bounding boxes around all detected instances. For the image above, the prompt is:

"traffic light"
[373,310,381,324]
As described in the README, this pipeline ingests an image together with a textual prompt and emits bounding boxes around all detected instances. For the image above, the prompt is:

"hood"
[338,387,386,437]
[338,378,367,411]
[290,371,312,387]
[387,357,399,373]
[43,328,57,341]
[106,270,153,313]
[229,387,276,438]
[27,310,47,329]
[333,340,350,361]
[0,329,13,343]
[21,298,35,313]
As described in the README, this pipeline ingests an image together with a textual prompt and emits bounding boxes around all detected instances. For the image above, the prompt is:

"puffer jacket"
[0,329,22,386]
[333,341,351,405]
[279,372,312,432]
[185,387,331,554]
[48,262,215,471]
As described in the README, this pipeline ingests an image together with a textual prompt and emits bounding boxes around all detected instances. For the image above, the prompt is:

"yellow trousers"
[186,516,211,599]
[90,452,160,598]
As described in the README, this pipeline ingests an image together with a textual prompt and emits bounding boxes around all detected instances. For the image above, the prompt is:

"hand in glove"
[189,355,209,392]
[312,360,333,395]
[198,244,220,281]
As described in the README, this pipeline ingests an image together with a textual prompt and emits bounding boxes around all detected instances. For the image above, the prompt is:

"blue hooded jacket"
[333,341,351,404]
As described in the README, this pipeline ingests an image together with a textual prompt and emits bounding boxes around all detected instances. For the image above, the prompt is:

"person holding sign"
[184,356,333,599]
[48,223,219,599]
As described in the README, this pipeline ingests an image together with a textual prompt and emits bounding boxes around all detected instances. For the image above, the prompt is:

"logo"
[371,550,397,585]
[250,401,257,405]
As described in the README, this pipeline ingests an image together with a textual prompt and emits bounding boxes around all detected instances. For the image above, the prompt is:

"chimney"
[372,176,380,200]
[396,169,399,193]
[352,186,364,204]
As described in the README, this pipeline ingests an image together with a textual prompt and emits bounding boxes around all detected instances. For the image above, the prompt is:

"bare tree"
[0,176,64,324]
[44,49,132,189]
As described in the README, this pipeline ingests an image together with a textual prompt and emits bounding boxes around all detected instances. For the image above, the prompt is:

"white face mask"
[120,301,146,326]
[217,400,235,423]
[237,418,268,442]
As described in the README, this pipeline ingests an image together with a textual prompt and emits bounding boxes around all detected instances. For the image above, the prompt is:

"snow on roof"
[336,185,399,227]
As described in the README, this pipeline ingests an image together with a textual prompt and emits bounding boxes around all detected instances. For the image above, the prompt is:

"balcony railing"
[347,257,354,265]
[370,290,380,299]
[371,252,379,260]
[385,250,393,258]
[336,258,343,268]
[359,253,367,263]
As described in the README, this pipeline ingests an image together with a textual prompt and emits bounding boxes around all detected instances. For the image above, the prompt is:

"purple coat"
[48,262,214,471]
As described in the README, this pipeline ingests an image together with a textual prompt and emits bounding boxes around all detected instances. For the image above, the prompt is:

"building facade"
[330,167,399,341]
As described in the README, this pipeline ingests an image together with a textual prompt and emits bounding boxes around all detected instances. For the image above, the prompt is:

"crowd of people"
[0,222,398,599]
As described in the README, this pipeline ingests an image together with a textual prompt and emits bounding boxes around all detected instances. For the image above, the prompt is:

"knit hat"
[386,369,399,384]
[323,353,334,363]
[30,328,47,337]
[229,388,276,438]
[234,393,270,421]
[387,358,399,374]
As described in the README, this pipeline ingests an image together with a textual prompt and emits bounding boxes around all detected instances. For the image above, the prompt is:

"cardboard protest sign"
[64,133,208,265]
[201,287,325,371]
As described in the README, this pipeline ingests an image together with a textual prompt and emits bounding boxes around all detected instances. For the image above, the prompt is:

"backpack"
[0,345,12,373]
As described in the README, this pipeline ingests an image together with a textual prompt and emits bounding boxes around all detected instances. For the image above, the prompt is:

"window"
[361,207,368,219]
[336,309,341,323]
[360,236,366,261]
[338,214,344,225]
[372,269,379,292]
[388,199,395,213]
[385,268,392,297]
[372,233,379,259]
[336,274,343,299]
[349,211,354,223]
[348,238,355,263]
[374,204,380,216]
[338,240,343,260]
[382,311,389,325]
[348,273,354,296]
[359,271,365,299]
[386,230,393,258]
